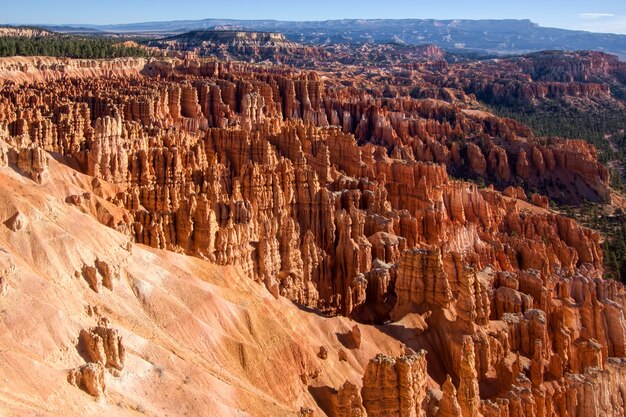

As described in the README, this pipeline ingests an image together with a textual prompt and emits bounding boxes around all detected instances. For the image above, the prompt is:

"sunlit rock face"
[0,55,624,417]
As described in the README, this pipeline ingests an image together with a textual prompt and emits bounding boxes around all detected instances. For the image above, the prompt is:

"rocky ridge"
[442,50,626,107]
[0,26,53,38]
[150,33,447,67]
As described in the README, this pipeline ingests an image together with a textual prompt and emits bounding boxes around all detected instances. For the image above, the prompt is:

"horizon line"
[3,17,625,36]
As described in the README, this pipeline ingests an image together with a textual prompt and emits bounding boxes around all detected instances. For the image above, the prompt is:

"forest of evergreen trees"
[490,102,626,283]
[0,36,150,58]
[490,102,626,164]
[564,202,626,283]
[604,219,626,282]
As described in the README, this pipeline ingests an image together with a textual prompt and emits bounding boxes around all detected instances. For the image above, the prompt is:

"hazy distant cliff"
[47,18,626,57]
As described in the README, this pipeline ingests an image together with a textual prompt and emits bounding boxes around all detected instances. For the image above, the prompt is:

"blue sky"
[4,0,626,34]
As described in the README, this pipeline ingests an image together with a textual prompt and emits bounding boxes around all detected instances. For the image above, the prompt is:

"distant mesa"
[40,18,626,58]
[166,30,288,44]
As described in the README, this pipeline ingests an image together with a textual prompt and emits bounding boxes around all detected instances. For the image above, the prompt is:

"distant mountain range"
[34,18,626,58]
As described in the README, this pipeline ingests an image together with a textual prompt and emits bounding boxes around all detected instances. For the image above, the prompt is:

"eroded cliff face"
[0,56,624,417]
[425,50,626,108]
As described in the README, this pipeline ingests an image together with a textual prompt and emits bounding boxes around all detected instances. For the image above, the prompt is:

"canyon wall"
[0,56,623,416]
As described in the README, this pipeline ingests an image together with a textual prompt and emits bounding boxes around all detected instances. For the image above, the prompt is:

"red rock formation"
[393,247,453,316]
[79,320,126,374]
[67,363,106,399]
[435,376,463,417]
[457,337,480,417]
[361,351,428,417]
[0,56,624,417]
[337,381,367,417]
[441,50,620,105]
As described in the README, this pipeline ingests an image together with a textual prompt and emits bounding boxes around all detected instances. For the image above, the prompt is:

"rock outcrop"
[435,376,462,417]
[361,351,428,417]
[457,337,480,417]
[67,363,106,399]
[68,319,125,399]
[337,381,368,417]
[79,320,126,374]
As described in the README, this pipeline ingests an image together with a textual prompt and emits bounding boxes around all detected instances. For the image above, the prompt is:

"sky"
[4,0,626,34]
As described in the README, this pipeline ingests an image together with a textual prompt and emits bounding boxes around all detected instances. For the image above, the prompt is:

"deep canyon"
[0,46,625,417]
